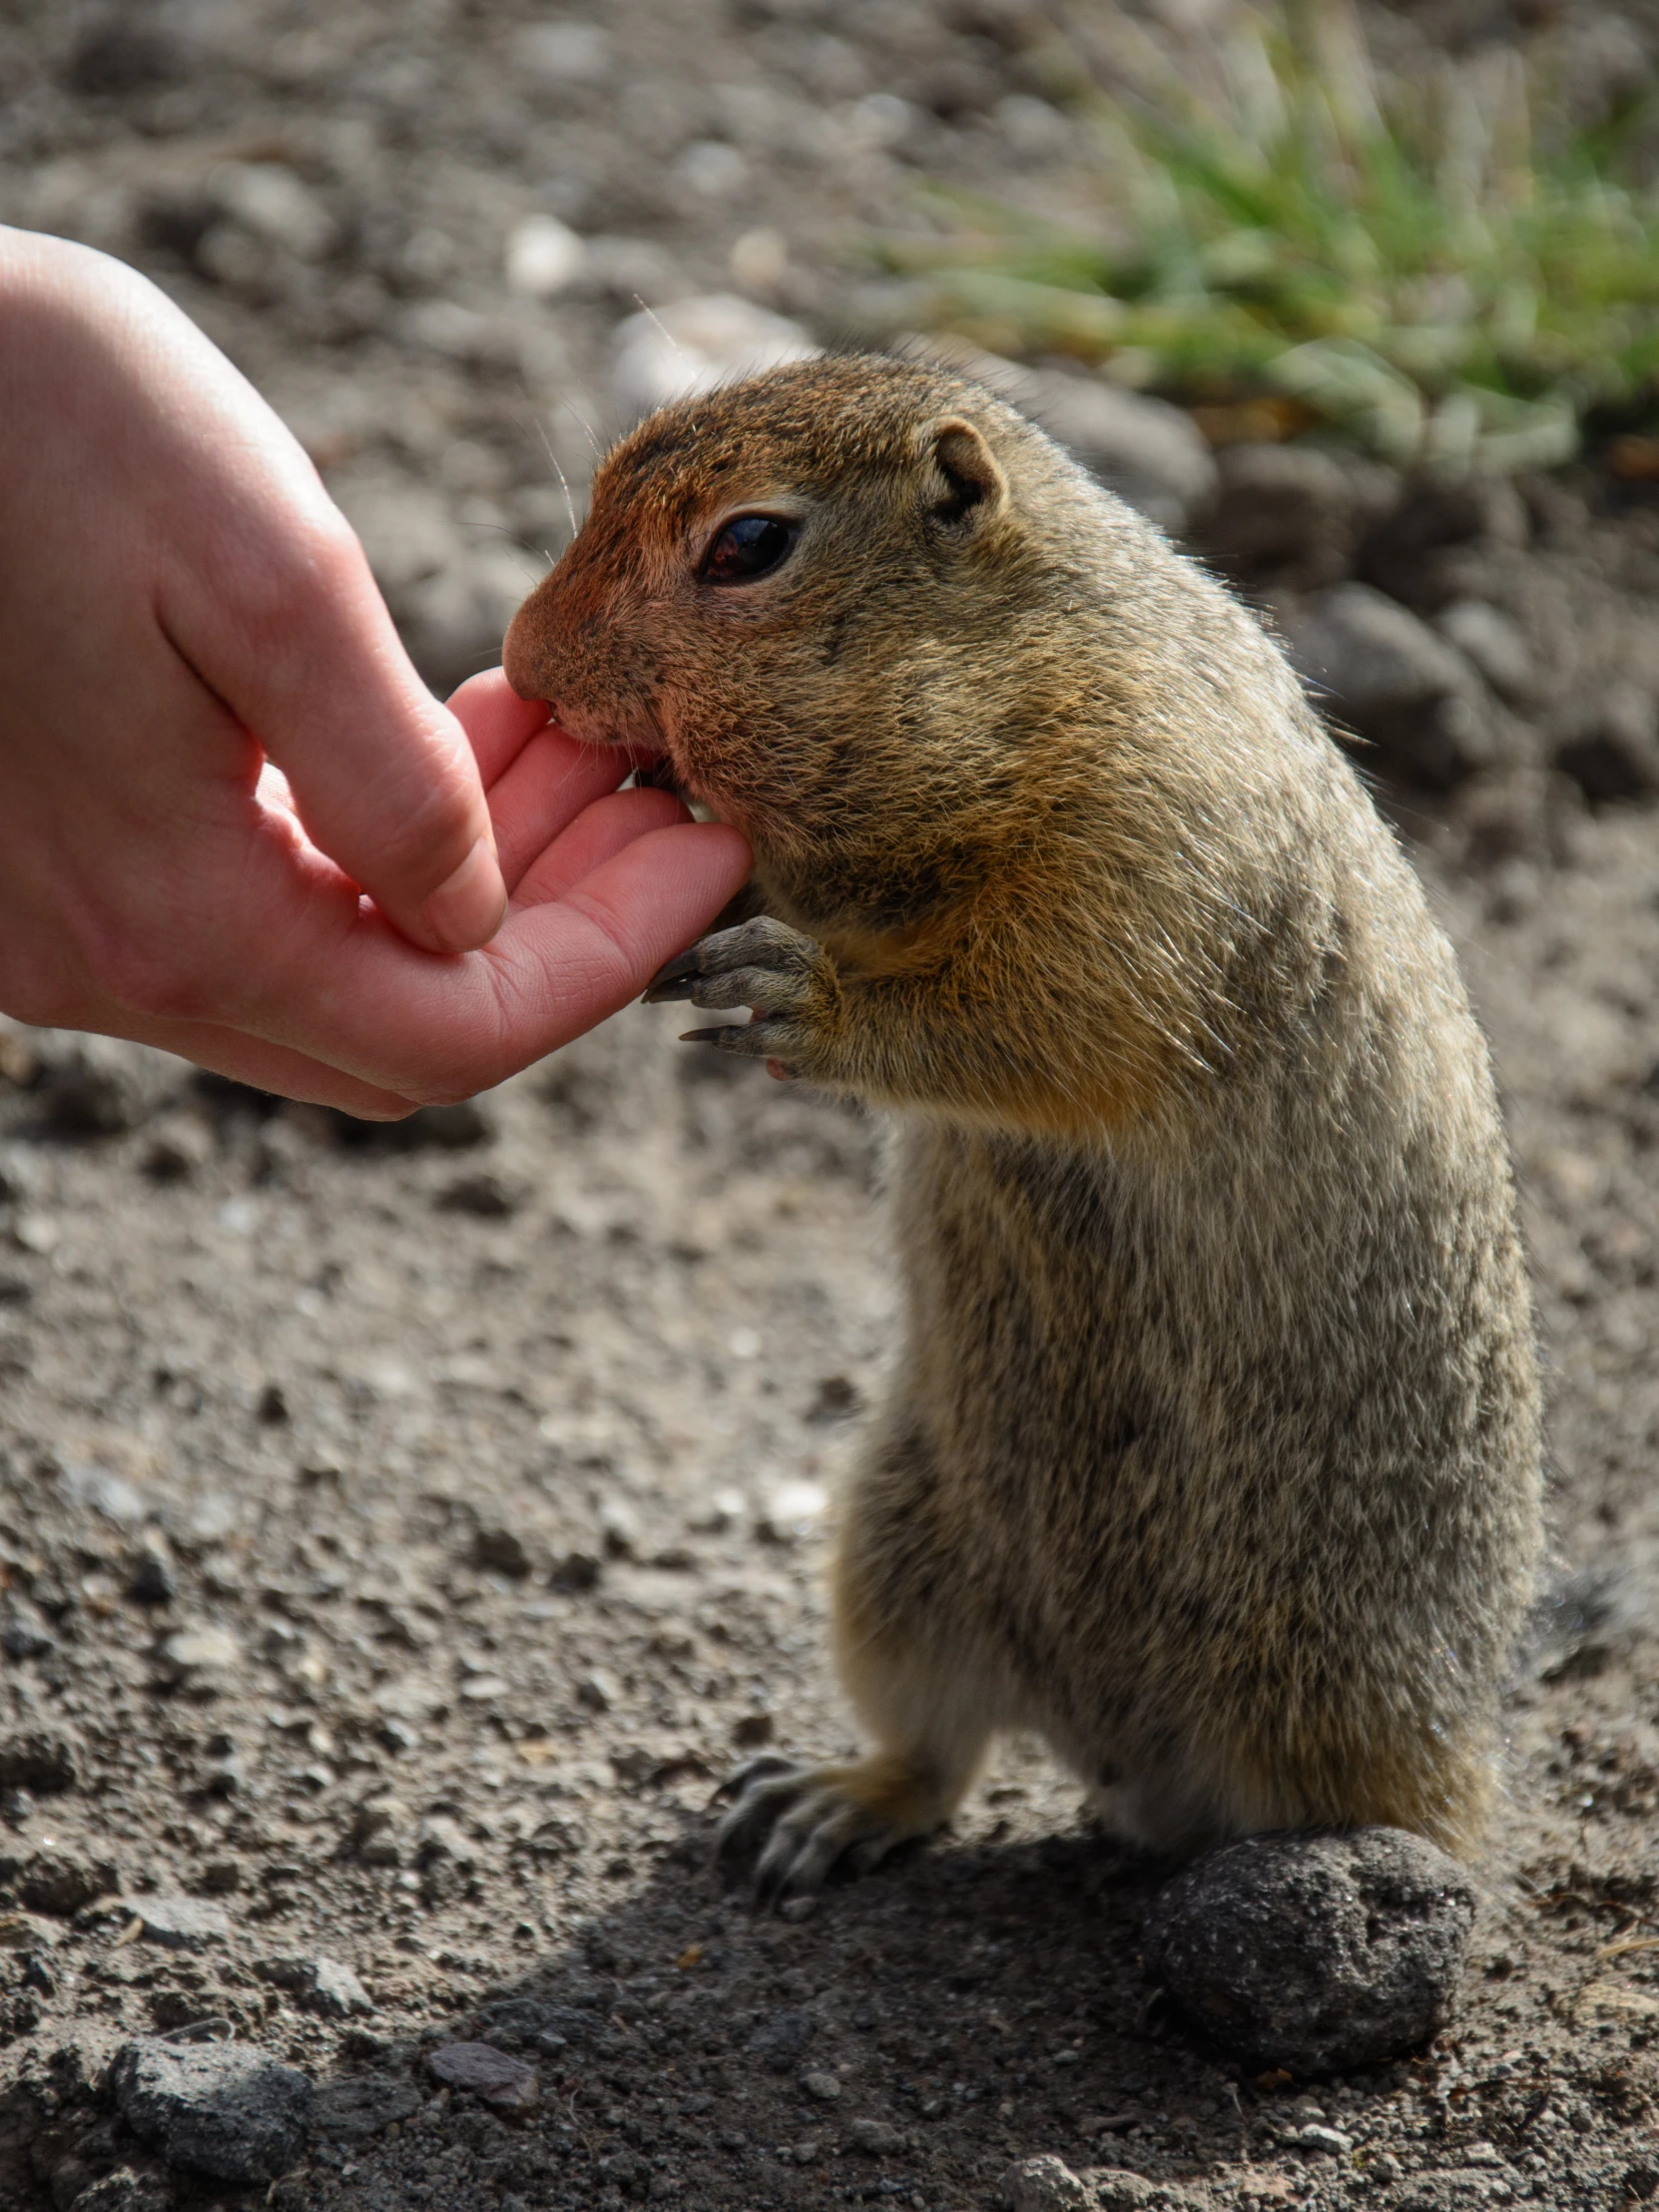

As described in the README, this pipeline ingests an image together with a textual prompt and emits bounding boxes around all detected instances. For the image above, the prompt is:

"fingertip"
[418,833,510,952]
[447,668,554,783]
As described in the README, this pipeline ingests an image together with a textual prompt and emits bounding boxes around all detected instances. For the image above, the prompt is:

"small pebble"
[1001,2155,1089,2211]
[473,1525,533,1578]
[1087,2174,1160,2211]
[848,2117,903,2155]
[19,1847,120,1916]
[256,1953,374,2018]
[157,1626,241,1680]
[115,1894,233,1951]
[597,1497,640,1557]
[748,2007,815,2069]
[1289,2123,1356,2155]
[127,1551,177,1606]
[427,2039,539,2111]
[0,1727,82,1793]
[576,1669,618,1714]
[801,2068,842,2102]
[756,1479,828,1543]
[435,1170,520,1217]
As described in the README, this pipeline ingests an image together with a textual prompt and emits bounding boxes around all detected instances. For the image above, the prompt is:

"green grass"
[882,1,1659,471]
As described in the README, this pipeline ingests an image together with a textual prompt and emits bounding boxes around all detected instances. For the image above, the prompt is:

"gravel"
[3,4,1659,2211]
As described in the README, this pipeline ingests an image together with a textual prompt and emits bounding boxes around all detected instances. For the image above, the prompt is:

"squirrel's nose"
[501,602,553,703]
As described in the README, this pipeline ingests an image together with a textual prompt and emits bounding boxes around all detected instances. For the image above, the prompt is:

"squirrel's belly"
[874,1105,1541,1782]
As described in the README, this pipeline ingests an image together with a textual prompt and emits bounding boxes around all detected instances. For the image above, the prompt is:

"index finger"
[447,668,555,787]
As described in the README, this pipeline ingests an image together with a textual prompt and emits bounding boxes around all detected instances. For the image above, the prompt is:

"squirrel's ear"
[921,417,1007,529]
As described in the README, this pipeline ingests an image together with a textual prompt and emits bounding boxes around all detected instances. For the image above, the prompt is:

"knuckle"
[223,510,367,649]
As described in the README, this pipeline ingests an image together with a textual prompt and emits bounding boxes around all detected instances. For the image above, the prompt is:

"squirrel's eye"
[704,514,797,584]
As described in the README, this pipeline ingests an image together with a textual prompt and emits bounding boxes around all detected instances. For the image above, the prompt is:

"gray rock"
[1206,442,1368,581]
[255,1954,373,2018]
[1145,1826,1476,2073]
[111,2035,313,2183]
[154,1626,240,1693]
[1434,599,1535,702]
[435,1169,521,1218]
[1022,370,1217,538]
[847,2116,904,2155]
[509,19,611,88]
[0,1728,81,1794]
[349,1796,410,1867]
[426,2039,539,2110]
[0,1611,52,1662]
[1289,2121,1356,2154]
[28,1032,185,1135]
[211,163,337,262]
[747,2006,815,2070]
[1083,2174,1160,2211]
[18,1848,120,1916]
[472,1525,532,1578]
[801,2067,842,2102]
[116,1895,233,1951]
[62,1462,146,1525]
[1002,2153,1090,2210]
[126,1550,176,1607]
[1283,582,1496,789]
[310,2072,422,2141]
[1553,682,1659,803]
[1358,474,1529,611]
[141,1112,215,1183]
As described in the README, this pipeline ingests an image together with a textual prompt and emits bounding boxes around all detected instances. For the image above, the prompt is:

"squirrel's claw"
[714,1754,928,1906]
[643,916,823,1010]
[640,944,704,1002]
[711,1754,799,1807]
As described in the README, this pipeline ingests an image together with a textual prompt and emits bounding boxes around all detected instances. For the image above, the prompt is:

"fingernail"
[422,836,507,951]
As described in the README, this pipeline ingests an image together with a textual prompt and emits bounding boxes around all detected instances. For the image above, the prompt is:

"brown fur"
[504,356,1542,1882]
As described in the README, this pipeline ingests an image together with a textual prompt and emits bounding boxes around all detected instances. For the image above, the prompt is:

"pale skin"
[0,226,751,1115]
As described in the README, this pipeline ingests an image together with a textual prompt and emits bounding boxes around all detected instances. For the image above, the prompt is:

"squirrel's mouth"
[631,756,688,805]
[550,709,710,821]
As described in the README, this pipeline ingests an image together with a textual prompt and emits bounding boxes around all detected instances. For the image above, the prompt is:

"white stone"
[212,163,336,260]
[509,21,610,87]
[758,1480,828,1542]
[610,294,817,422]
[505,214,587,299]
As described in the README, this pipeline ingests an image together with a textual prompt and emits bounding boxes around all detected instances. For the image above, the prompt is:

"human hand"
[0,227,750,1115]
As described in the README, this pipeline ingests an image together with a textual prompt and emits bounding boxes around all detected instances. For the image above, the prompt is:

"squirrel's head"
[504,354,1099,891]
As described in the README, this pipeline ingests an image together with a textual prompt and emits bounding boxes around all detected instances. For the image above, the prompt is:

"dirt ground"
[7,4,1659,2210]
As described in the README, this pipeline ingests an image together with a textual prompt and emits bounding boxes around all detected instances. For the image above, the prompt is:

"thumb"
[167,495,508,954]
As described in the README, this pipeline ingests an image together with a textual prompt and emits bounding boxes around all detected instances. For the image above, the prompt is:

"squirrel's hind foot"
[714,1751,949,1904]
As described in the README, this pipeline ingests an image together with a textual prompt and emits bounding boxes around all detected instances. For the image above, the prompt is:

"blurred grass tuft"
[881,0,1659,473]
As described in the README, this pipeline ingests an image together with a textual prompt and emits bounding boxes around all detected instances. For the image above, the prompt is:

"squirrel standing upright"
[504,355,1542,1895]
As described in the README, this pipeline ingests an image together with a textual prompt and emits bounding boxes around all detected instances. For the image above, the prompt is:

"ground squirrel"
[504,355,1543,1894]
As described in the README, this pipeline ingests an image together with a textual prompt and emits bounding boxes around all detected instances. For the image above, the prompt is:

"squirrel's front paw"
[713,1751,945,1903]
[643,917,834,1080]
